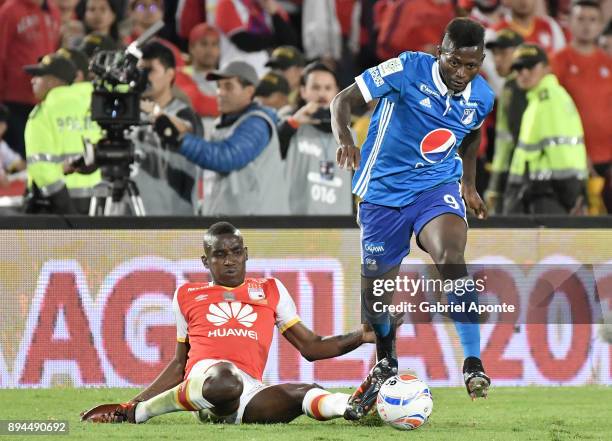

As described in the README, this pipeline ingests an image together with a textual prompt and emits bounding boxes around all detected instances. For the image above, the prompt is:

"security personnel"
[503,44,588,214]
[24,54,101,214]
[483,29,526,214]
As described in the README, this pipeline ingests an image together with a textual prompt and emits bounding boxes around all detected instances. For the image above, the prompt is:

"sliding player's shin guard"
[134,375,214,423]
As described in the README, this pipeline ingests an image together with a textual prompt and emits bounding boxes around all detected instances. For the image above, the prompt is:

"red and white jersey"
[492,15,566,53]
[173,277,300,381]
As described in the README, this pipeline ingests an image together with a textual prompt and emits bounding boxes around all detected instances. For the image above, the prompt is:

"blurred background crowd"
[0,0,610,216]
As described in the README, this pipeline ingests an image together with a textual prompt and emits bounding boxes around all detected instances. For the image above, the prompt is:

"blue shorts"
[359,182,467,276]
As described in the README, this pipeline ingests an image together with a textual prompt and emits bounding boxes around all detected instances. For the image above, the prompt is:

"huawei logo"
[206,302,257,328]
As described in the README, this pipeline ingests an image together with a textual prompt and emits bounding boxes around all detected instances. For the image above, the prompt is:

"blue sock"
[362,293,391,338]
[372,320,391,339]
[447,278,481,359]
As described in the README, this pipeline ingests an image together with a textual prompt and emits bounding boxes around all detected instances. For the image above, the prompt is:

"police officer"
[483,29,526,214]
[24,54,102,214]
[503,44,588,214]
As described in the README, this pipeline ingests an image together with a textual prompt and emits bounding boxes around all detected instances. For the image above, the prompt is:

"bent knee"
[203,362,244,405]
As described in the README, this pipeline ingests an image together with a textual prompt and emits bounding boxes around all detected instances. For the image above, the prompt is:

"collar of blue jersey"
[431,61,472,101]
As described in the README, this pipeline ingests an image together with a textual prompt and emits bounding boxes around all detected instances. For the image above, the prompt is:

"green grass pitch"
[0,387,610,440]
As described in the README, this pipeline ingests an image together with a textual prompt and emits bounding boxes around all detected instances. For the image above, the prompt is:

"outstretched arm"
[282,322,375,362]
[459,127,487,219]
[331,83,365,170]
[129,340,189,403]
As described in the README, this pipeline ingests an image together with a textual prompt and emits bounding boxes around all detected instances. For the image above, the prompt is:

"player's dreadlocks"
[443,18,485,50]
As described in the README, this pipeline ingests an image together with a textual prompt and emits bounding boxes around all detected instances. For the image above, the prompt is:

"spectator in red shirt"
[469,0,504,28]
[552,1,612,212]
[376,0,456,59]
[215,0,298,75]
[493,0,566,53]
[0,0,61,157]
[176,0,206,42]
[176,23,221,125]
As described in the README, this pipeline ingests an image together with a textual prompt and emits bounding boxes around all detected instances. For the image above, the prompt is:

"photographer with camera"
[131,41,203,215]
[153,60,289,216]
[277,62,353,215]
[23,54,102,214]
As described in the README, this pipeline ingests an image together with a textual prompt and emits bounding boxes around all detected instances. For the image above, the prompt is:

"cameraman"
[278,62,353,215]
[23,54,102,215]
[132,41,203,215]
[153,61,289,216]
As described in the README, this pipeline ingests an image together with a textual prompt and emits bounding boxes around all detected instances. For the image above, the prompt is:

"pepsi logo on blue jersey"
[420,128,456,164]
[353,51,495,207]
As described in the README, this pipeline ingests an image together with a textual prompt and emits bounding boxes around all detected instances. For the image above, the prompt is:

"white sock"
[134,375,213,423]
[302,388,350,421]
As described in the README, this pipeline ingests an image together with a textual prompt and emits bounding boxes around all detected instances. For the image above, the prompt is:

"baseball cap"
[485,29,524,50]
[265,46,305,70]
[255,71,290,97]
[57,48,89,77]
[511,44,548,70]
[78,32,119,59]
[189,23,220,45]
[23,54,77,84]
[207,61,259,86]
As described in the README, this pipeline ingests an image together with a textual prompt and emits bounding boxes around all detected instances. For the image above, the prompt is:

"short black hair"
[443,18,485,49]
[141,41,176,69]
[203,222,241,250]
[604,20,612,36]
[300,61,339,87]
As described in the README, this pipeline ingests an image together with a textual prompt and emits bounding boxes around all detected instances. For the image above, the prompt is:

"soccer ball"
[376,374,433,430]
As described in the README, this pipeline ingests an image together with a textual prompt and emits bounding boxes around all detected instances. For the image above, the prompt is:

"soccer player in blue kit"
[331,18,495,419]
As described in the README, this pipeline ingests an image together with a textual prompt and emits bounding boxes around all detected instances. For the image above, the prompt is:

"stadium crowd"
[0,0,610,216]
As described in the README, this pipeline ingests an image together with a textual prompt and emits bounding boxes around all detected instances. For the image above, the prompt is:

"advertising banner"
[1,228,611,388]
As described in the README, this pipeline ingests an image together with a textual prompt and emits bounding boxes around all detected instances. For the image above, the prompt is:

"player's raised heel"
[344,357,398,420]
[463,356,491,400]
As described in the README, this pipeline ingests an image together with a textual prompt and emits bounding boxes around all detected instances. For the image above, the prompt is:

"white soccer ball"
[376,374,433,430]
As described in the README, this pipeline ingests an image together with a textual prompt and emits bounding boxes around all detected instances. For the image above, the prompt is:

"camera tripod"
[89,176,146,216]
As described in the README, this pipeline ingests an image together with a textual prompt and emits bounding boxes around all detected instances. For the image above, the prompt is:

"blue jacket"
[179,103,278,174]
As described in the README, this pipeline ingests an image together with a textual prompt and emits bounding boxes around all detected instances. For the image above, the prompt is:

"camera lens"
[106,98,125,119]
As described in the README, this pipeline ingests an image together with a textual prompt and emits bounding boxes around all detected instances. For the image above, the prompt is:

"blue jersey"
[353,51,495,207]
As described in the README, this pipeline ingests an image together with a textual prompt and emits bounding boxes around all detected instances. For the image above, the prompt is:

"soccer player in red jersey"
[81,222,374,424]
